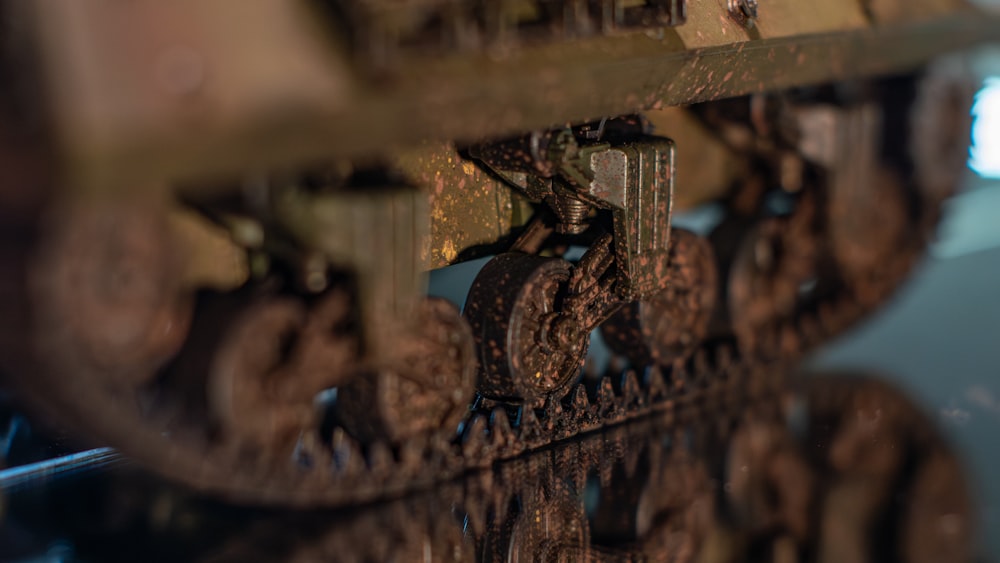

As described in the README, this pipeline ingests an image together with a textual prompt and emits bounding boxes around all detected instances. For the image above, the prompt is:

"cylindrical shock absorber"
[548,183,592,234]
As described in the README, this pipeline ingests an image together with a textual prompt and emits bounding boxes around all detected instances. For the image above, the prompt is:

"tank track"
[204,373,970,562]
[0,200,926,507]
[0,67,971,507]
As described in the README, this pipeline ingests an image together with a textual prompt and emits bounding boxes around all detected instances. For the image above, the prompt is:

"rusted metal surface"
[8,0,997,190]
[396,142,530,269]
[326,0,687,66]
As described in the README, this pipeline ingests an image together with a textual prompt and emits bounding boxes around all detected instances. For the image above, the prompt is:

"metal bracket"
[473,125,675,301]
[273,182,428,360]
[578,137,675,300]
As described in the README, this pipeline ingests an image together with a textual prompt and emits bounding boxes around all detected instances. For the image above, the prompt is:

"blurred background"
[811,43,1000,554]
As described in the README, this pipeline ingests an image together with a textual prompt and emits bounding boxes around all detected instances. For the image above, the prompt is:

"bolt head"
[728,0,758,25]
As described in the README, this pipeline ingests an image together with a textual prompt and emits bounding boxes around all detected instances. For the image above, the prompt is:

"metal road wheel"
[337,297,477,443]
[464,253,588,404]
[602,229,717,367]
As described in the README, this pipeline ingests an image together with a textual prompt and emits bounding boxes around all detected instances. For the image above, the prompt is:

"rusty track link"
[3,200,923,505]
[203,372,970,562]
[2,246,916,507]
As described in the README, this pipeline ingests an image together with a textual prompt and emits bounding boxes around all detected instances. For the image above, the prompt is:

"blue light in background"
[969,77,1000,178]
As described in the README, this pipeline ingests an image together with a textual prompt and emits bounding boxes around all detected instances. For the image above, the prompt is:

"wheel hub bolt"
[541,313,583,354]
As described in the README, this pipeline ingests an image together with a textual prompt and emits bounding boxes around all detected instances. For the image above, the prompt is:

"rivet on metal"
[728,0,758,27]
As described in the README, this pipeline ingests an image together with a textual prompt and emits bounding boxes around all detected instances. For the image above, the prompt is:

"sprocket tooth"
[567,384,598,431]
[330,427,365,478]
[461,414,491,465]
[597,376,624,423]
[568,383,591,410]
[597,375,616,407]
[644,365,670,405]
[621,370,644,414]
[489,408,521,457]
[543,395,563,420]
[544,397,575,441]
[518,406,546,448]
